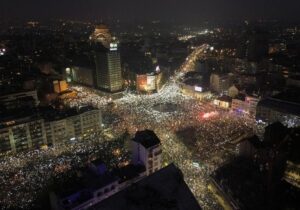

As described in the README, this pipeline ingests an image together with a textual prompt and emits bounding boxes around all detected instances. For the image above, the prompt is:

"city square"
[0,46,261,209]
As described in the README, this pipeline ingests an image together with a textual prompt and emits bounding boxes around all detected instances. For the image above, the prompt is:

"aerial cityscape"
[0,0,300,210]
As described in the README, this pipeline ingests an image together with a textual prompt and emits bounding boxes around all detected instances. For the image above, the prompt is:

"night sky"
[1,0,300,23]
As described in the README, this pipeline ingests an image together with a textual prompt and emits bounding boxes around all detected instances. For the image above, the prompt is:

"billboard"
[195,86,203,92]
[147,74,156,91]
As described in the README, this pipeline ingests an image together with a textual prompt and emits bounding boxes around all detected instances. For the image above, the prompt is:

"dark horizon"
[1,0,300,24]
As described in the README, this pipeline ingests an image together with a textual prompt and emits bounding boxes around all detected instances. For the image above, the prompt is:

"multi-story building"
[65,66,95,87]
[43,106,102,145]
[131,130,162,175]
[0,114,46,153]
[213,95,232,109]
[210,73,233,94]
[0,106,102,154]
[0,90,39,110]
[94,42,123,93]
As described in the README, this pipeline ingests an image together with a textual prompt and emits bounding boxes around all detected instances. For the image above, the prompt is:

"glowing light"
[155,65,160,72]
[110,43,118,51]
[194,86,203,92]
[202,111,218,119]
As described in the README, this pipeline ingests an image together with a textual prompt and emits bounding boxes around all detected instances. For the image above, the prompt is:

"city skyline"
[0,1,300,209]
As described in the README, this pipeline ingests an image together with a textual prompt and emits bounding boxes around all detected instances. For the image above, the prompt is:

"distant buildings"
[65,24,123,93]
[90,24,112,48]
[256,89,300,126]
[227,85,239,98]
[180,71,211,101]
[0,90,39,110]
[210,73,233,94]
[136,71,166,93]
[231,94,259,117]
[213,95,232,109]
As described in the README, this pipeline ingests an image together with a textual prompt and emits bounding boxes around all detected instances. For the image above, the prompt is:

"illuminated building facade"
[53,80,68,93]
[0,107,102,153]
[92,25,123,93]
[0,117,46,153]
[136,71,166,93]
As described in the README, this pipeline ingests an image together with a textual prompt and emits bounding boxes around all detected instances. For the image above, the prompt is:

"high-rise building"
[94,42,123,92]
[91,25,123,93]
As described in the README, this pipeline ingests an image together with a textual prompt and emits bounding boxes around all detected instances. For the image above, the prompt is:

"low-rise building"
[232,94,259,117]
[213,95,232,109]
[210,73,233,94]
[131,130,162,176]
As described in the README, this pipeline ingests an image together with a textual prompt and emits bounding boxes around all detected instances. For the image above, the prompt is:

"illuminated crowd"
[0,134,129,209]
[0,45,263,209]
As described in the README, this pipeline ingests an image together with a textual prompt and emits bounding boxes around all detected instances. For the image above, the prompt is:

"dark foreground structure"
[90,163,201,210]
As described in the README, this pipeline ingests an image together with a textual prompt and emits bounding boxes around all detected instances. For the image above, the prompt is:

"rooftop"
[257,98,300,116]
[112,164,146,184]
[132,130,161,149]
[90,163,201,210]
[217,95,232,103]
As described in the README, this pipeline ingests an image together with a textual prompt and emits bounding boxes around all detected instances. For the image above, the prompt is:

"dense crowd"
[0,45,263,209]
[0,134,129,209]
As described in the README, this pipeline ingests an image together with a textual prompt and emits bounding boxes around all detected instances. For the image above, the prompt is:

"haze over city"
[0,1,300,210]
[1,0,300,23]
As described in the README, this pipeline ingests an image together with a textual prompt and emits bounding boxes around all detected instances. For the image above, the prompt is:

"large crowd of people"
[0,45,264,209]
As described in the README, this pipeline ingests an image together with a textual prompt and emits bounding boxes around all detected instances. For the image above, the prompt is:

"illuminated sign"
[155,65,160,72]
[194,86,203,92]
[65,67,71,74]
[110,43,118,51]
[147,75,156,91]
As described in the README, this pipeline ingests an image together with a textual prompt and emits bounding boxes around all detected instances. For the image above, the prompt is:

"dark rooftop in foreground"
[212,158,268,210]
[257,98,300,116]
[133,130,161,149]
[90,163,202,210]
